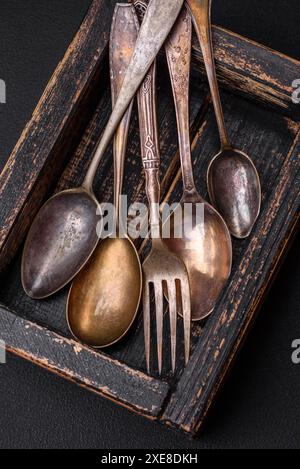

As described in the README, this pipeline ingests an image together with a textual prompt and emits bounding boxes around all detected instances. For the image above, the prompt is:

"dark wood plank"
[0,0,118,273]
[0,305,170,418]
[162,131,300,435]
[192,26,300,119]
[140,0,300,117]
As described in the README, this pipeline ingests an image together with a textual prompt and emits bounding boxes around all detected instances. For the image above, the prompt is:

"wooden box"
[0,0,299,436]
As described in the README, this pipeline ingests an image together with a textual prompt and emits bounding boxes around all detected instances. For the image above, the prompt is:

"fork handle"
[137,63,161,238]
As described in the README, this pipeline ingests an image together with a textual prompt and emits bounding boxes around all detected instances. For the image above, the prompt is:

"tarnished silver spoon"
[21,0,185,299]
[187,0,261,239]
[163,7,232,321]
[66,3,142,349]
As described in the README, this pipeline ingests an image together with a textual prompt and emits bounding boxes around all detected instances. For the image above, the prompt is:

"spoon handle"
[165,7,196,196]
[110,5,139,222]
[82,0,185,192]
[186,0,230,150]
[137,63,161,239]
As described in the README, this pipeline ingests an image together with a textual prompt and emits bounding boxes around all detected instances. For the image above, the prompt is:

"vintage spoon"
[21,0,185,299]
[164,7,232,321]
[67,4,142,348]
[187,0,261,239]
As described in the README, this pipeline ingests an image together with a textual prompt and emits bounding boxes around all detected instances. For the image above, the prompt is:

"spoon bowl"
[164,8,232,321]
[21,189,100,299]
[207,148,261,239]
[67,236,142,348]
[66,4,143,349]
[165,192,232,321]
[187,0,261,239]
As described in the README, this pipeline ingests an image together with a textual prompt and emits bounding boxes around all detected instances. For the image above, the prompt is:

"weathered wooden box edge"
[0,0,299,437]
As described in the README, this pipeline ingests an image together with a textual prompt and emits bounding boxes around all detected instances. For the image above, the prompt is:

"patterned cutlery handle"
[135,0,161,238]
[137,63,161,238]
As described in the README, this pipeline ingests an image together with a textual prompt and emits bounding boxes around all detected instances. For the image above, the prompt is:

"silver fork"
[137,58,191,375]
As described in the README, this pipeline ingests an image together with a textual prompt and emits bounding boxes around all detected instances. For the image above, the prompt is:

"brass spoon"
[187,0,261,239]
[163,8,232,321]
[21,0,185,299]
[67,4,142,348]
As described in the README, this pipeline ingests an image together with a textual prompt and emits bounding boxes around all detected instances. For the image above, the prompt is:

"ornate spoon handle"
[137,64,161,238]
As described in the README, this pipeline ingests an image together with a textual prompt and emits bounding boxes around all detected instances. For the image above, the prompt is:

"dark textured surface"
[0,0,299,449]
[0,0,92,173]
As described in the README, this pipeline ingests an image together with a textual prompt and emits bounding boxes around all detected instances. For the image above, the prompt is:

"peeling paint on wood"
[0,0,299,437]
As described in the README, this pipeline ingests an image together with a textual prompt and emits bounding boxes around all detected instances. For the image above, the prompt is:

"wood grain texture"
[0,305,170,417]
[0,0,299,437]
[191,26,300,119]
[139,0,300,117]
[162,129,300,435]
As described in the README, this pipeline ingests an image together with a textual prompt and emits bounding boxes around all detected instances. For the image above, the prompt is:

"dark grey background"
[0,0,299,449]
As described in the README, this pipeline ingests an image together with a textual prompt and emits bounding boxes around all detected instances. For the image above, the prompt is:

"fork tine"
[167,280,177,373]
[154,282,164,375]
[143,282,151,374]
[180,276,191,365]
